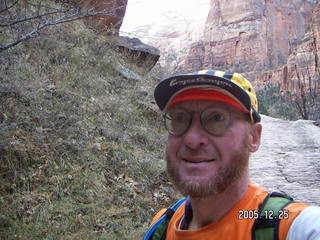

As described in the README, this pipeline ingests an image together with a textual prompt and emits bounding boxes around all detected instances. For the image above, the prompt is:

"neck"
[187,171,249,230]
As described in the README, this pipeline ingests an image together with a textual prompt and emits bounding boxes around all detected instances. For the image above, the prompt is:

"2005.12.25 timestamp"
[238,210,289,220]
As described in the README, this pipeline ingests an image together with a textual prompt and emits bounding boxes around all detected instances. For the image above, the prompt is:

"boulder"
[80,0,128,35]
[113,62,142,81]
[115,36,160,71]
[79,1,160,71]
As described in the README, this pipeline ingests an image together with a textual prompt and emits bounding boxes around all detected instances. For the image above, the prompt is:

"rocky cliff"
[80,0,128,35]
[257,3,320,93]
[187,0,314,70]
[184,0,319,120]
[122,0,319,93]
[184,0,317,80]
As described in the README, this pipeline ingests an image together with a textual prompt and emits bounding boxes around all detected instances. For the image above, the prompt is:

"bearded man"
[144,70,320,240]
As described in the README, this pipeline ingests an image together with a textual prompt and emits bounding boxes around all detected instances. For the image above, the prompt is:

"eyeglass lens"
[164,107,231,136]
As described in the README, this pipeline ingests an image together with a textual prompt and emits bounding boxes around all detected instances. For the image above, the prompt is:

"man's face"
[165,100,261,198]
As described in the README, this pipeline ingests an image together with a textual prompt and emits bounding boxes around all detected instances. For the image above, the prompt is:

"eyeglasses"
[164,107,233,136]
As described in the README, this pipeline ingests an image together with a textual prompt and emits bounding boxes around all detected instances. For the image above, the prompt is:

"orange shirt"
[150,184,307,240]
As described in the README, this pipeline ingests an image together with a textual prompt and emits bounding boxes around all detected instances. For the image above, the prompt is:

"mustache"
[177,146,218,159]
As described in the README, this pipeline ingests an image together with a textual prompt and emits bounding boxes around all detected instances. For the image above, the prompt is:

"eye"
[201,108,230,135]
[209,112,225,122]
[203,110,226,123]
[172,112,189,123]
[164,109,191,135]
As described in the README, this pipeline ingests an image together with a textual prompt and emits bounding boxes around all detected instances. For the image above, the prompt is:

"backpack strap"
[252,192,294,240]
[143,197,188,240]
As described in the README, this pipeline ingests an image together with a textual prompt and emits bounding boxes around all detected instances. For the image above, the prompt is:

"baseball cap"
[154,70,261,123]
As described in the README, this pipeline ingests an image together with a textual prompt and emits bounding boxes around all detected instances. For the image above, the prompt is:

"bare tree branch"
[0,1,124,52]
[0,9,67,27]
[0,0,18,14]
[285,59,320,120]
[0,28,40,51]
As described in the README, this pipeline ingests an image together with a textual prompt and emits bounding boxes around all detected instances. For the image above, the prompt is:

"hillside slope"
[0,21,175,240]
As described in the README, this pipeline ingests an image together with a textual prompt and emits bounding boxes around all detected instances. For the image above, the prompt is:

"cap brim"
[154,74,251,112]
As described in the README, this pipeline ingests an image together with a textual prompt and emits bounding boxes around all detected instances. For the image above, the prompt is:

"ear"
[248,123,262,153]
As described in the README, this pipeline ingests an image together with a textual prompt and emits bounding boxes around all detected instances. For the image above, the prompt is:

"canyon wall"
[122,0,318,93]
[241,3,319,95]
[263,3,320,92]
[183,0,318,90]
[186,0,313,70]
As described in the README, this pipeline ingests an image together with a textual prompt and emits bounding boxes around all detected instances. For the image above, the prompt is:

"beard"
[166,136,250,198]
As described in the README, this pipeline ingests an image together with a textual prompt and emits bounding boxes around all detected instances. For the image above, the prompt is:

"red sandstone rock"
[79,0,159,71]
[81,0,128,35]
[180,0,319,97]
[123,0,318,90]
[184,0,315,73]
[248,4,320,93]
[270,4,319,93]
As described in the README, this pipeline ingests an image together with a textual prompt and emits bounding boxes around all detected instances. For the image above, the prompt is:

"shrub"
[257,84,299,120]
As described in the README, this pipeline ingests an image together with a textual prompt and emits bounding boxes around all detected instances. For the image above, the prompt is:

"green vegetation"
[258,80,320,121]
[0,20,179,239]
[257,84,299,120]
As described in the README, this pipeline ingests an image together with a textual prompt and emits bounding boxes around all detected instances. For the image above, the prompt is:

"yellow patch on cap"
[230,73,258,111]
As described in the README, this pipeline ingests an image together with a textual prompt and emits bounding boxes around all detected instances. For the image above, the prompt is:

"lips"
[183,158,215,163]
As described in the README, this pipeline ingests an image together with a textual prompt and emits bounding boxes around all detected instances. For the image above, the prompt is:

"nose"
[182,115,209,150]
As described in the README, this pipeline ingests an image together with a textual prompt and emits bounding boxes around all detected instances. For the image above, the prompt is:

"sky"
[121,0,211,36]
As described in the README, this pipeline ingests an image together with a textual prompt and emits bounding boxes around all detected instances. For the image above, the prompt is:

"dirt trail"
[250,115,320,205]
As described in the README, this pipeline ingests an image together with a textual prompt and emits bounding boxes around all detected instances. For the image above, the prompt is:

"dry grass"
[0,19,179,239]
